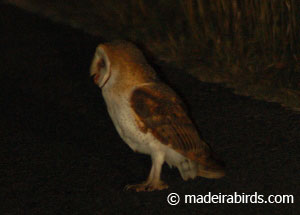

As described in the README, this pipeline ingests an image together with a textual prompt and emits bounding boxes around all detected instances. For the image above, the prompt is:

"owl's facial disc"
[90,48,111,88]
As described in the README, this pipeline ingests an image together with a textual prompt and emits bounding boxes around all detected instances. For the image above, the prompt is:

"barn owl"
[90,41,225,191]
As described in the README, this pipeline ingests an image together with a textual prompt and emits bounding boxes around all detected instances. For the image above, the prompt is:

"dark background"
[1,3,299,214]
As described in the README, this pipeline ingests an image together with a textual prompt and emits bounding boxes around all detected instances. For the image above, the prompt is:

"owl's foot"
[125,152,168,192]
[124,181,168,192]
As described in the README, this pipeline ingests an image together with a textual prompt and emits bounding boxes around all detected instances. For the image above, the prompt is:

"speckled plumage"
[90,41,225,191]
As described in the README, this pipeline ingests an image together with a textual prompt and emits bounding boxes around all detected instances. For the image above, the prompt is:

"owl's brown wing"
[130,83,212,164]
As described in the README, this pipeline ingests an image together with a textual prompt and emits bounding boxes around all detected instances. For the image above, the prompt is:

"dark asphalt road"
[1,4,299,215]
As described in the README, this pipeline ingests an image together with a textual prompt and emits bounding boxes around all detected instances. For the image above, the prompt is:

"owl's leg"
[125,152,168,192]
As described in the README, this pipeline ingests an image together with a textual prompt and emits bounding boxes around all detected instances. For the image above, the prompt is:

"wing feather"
[130,83,210,162]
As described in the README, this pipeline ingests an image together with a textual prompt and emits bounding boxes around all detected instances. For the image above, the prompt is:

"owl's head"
[90,41,158,89]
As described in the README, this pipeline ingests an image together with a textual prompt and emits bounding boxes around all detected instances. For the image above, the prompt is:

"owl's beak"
[93,73,100,84]
[90,60,99,85]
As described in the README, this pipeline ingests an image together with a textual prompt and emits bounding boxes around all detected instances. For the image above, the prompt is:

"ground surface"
[1,4,299,215]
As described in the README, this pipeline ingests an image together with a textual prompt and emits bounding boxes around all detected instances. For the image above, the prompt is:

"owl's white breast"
[101,84,193,175]
[102,85,159,155]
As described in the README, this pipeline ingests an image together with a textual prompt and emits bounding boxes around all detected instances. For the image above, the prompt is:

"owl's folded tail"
[196,152,225,179]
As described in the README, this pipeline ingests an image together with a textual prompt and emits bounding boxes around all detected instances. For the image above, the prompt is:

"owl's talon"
[124,181,168,192]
